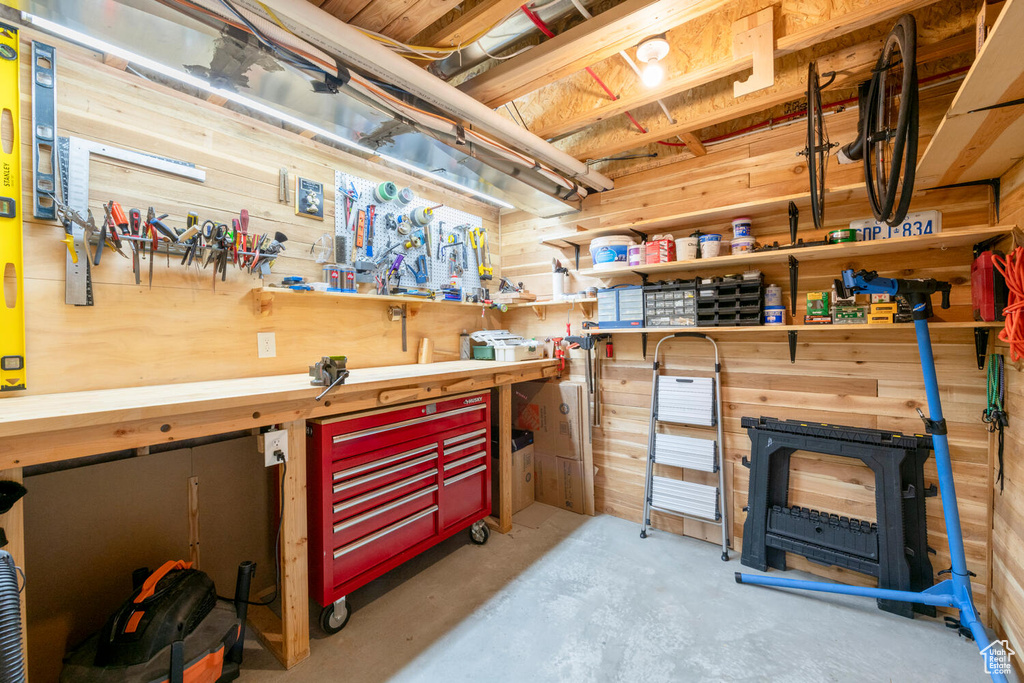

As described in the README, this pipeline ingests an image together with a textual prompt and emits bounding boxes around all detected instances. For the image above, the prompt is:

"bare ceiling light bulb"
[635,35,669,88]
[641,61,664,87]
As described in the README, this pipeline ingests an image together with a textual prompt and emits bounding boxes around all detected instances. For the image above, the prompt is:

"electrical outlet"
[263,429,288,467]
[257,332,276,358]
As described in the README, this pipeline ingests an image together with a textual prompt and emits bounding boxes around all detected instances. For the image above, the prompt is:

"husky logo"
[463,397,484,405]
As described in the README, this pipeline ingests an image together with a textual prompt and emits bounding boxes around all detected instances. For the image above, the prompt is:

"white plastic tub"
[591,235,635,270]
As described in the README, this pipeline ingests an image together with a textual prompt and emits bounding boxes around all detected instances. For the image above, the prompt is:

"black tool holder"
[740,416,935,618]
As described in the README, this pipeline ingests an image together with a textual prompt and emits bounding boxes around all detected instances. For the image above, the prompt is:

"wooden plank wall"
[500,78,1003,618]
[10,27,500,397]
[991,157,1024,662]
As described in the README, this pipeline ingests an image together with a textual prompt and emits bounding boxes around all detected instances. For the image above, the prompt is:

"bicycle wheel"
[864,14,919,225]
[803,61,835,230]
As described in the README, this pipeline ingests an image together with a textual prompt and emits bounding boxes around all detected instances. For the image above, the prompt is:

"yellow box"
[868,313,894,324]
[870,303,898,315]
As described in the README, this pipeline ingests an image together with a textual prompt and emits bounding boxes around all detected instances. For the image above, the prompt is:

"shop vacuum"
[60,560,254,682]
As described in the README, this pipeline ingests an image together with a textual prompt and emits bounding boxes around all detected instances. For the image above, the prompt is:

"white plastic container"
[675,236,699,260]
[494,343,544,362]
[552,270,568,300]
[699,233,722,258]
[590,235,635,270]
[732,217,752,237]
[627,243,646,266]
[765,284,782,307]
[730,236,755,254]
[764,306,786,325]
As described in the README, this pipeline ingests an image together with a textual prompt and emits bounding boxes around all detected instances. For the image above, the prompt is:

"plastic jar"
[675,236,699,260]
[731,236,755,254]
[765,284,782,307]
[732,217,752,237]
[627,243,646,266]
[764,306,786,325]
[590,235,635,270]
[699,233,722,258]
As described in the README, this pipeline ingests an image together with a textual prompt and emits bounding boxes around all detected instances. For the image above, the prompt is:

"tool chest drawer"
[332,506,439,585]
[330,439,439,505]
[332,485,439,548]
[308,392,492,613]
[314,394,490,458]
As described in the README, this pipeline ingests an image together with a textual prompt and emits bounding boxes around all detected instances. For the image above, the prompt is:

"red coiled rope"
[993,247,1024,361]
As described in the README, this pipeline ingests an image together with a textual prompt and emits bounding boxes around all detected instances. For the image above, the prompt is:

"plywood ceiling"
[306,0,979,177]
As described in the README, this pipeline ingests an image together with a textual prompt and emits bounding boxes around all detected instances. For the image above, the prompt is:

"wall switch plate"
[257,332,276,358]
[263,429,288,466]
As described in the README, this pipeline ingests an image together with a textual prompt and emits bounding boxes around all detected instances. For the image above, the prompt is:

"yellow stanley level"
[0,23,26,392]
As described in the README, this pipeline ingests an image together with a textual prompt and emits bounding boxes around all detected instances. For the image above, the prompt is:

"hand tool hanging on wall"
[31,41,57,220]
[128,208,142,284]
[0,25,27,392]
[405,255,428,285]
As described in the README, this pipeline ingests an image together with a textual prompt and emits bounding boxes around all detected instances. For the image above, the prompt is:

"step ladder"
[640,333,730,561]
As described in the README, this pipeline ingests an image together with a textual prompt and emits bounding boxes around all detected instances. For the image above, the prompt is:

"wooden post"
[498,384,513,533]
[248,420,310,668]
[0,467,27,675]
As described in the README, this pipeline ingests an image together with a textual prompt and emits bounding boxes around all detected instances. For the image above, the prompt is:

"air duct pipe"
[428,0,588,81]
[242,0,614,192]
[0,551,24,683]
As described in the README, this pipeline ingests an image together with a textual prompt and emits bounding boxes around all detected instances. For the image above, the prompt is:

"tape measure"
[0,23,26,391]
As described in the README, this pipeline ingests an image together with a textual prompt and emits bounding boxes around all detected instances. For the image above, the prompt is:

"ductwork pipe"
[242,0,614,192]
[0,551,24,683]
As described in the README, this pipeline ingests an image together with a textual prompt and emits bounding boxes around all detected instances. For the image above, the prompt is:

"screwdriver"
[128,209,142,285]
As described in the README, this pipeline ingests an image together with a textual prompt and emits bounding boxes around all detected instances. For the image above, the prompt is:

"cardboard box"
[513,381,595,515]
[513,382,584,461]
[806,291,830,316]
[491,444,535,516]
[534,453,585,513]
[645,239,676,265]
[977,0,1005,54]
[870,302,898,315]
[868,312,894,324]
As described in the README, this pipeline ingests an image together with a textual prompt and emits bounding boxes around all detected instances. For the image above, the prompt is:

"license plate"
[850,210,942,241]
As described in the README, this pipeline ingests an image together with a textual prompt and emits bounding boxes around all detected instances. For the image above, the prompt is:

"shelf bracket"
[530,305,547,321]
[642,332,648,360]
[788,256,799,316]
[974,327,990,370]
[788,330,798,364]
[923,177,1000,222]
[580,302,593,319]
[629,228,647,243]
[562,240,581,270]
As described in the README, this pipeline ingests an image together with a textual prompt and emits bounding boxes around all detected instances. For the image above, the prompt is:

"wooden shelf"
[916,0,1024,187]
[539,184,864,250]
[575,225,1008,278]
[508,297,597,320]
[591,321,1003,334]
[252,287,492,315]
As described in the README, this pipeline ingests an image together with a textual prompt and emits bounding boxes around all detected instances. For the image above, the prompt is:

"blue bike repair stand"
[735,269,1007,683]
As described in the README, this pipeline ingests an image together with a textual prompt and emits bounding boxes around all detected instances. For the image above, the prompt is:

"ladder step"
[654,433,717,472]
[657,376,715,426]
[651,476,720,521]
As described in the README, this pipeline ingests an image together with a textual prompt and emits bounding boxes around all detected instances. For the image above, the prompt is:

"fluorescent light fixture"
[22,12,516,210]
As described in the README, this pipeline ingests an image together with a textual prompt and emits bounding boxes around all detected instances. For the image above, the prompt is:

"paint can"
[699,233,722,258]
[627,243,646,266]
[764,305,786,325]
[730,236,755,254]
[765,284,782,307]
[675,236,699,260]
[732,217,752,237]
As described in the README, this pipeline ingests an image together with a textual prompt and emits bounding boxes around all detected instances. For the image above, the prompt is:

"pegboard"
[334,171,484,293]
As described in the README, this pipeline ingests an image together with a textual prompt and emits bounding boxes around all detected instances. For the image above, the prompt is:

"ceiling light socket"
[636,35,670,64]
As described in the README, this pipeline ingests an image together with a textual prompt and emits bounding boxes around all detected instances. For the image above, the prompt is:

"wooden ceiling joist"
[567,29,975,162]
[422,0,525,47]
[530,0,944,141]
[385,0,467,42]
[457,0,730,109]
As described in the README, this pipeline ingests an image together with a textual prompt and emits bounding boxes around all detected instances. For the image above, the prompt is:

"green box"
[834,305,868,324]
[806,291,830,317]
[472,345,495,360]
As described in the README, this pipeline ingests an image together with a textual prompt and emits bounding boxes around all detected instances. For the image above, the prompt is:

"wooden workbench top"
[0,359,557,439]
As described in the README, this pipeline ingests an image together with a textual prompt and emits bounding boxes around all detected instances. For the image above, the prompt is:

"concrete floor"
[240,507,993,682]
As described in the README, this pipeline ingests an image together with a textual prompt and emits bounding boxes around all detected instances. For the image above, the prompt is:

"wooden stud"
[188,475,200,567]
[675,131,706,156]
[248,420,310,668]
[732,8,775,97]
[498,383,513,533]
[422,0,525,47]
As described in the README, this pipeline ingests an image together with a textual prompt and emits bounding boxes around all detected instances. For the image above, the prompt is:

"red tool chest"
[307,391,491,633]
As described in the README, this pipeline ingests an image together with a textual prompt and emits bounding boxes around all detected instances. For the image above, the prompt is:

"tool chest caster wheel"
[319,599,350,635]
[469,520,489,545]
